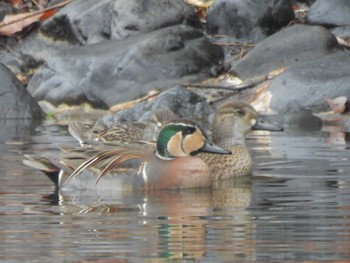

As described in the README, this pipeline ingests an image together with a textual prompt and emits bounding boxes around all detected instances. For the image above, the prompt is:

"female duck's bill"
[252,117,284,131]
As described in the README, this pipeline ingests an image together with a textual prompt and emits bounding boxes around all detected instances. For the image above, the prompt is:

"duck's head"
[213,103,257,142]
[156,120,231,160]
[213,102,282,144]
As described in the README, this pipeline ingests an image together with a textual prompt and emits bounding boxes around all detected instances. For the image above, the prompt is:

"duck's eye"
[182,126,196,136]
[235,109,245,116]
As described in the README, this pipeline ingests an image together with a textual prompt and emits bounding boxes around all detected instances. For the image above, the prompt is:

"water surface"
[1,120,350,262]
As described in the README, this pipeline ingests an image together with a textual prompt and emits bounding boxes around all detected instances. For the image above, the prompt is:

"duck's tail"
[23,155,62,186]
[64,146,150,186]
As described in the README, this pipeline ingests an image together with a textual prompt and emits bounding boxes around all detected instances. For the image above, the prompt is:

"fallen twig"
[0,0,73,29]
[211,41,255,48]
[109,90,162,113]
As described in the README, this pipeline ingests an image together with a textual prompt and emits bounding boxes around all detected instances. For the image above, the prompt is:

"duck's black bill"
[253,118,283,131]
[200,141,231,155]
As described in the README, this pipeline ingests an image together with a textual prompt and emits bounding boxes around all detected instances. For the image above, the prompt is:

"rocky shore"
[1,0,350,131]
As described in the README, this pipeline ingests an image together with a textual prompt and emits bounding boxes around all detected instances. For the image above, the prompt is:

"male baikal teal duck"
[23,102,281,190]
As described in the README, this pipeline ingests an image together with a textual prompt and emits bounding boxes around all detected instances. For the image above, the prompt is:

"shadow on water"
[1,118,350,262]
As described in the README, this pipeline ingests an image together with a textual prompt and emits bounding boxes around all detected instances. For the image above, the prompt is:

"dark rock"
[11,30,78,63]
[0,64,44,119]
[40,0,197,45]
[27,25,224,108]
[206,0,295,42]
[307,0,350,26]
[12,0,198,63]
[268,50,350,114]
[0,51,43,77]
[297,0,316,5]
[0,2,17,21]
[232,24,339,80]
[103,86,214,130]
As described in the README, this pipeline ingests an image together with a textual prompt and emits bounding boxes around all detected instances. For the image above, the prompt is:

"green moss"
[45,111,56,120]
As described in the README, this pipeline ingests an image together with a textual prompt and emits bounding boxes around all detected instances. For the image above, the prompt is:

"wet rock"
[268,50,350,114]
[103,86,213,130]
[40,0,197,45]
[27,25,224,108]
[0,64,44,119]
[307,0,350,26]
[331,26,350,38]
[232,24,339,80]
[206,0,295,42]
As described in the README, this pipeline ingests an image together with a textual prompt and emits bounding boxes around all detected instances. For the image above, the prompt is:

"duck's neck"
[212,120,246,148]
[213,135,246,149]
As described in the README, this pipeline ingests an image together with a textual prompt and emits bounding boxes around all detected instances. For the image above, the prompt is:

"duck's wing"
[63,143,154,185]
[97,124,145,143]
[69,120,149,145]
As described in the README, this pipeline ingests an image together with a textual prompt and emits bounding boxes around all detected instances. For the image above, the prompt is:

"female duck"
[68,109,175,145]
[199,102,278,180]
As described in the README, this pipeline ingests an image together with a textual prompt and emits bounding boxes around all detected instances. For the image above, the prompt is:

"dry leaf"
[0,0,72,36]
[336,36,350,48]
[0,12,41,35]
[184,0,213,8]
[40,9,57,20]
[11,0,23,8]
